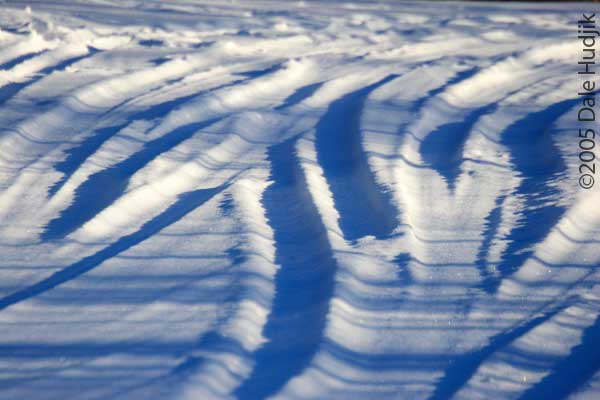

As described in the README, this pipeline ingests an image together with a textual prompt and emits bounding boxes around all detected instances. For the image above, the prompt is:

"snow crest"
[0,1,599,400]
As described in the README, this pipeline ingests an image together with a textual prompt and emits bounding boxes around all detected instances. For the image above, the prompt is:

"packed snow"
[0,1,599,399]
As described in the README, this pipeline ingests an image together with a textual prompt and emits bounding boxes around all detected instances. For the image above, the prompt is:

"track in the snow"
[0,1,598,400]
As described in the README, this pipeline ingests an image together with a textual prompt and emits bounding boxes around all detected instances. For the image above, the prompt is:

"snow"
[0,1,599,399]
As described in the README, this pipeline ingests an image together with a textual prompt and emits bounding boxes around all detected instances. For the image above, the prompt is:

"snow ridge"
[0,1,599,400]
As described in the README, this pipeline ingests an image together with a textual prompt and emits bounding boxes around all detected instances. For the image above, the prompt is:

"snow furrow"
[0,184,227,311]
[314,74,400,242]
[0,2,597,400]
[235,136,337,399]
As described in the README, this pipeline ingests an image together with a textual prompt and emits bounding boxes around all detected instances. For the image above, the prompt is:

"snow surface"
[0,1,599,399]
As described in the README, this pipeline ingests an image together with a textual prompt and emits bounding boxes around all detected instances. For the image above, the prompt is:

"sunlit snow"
[0,1,599,399]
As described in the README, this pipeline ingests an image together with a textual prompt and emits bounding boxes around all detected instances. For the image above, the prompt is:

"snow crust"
[0,1,599,399]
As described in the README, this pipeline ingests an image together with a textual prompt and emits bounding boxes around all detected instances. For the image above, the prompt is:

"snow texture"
[0,1,599,399]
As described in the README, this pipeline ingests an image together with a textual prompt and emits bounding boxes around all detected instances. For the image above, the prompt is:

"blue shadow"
[490,98,579,293]
[0,50,46,71]
[420,102,498,190]
[428,298,574,400]
[519,310,600,400]
[274,81,323,111]
[315,75,400,242]
[0,184,226,311]
[42,118,220,241]
[234,136,337,400]
[0,47,98,106]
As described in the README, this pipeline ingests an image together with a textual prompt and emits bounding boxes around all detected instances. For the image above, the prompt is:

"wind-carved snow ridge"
[0,1,599,400]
